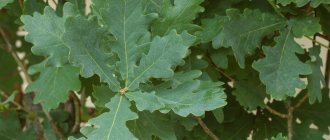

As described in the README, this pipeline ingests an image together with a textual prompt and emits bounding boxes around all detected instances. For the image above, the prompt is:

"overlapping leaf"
[93,0,156,85]
[196,16,226,45]
[306,46,325,103]
[21,3,77,66]
[78,95,138,140]
[0,0,13,9]
[127,80,226,117]
[151,0,204,36]
[127,31,195,90]
[253,28,312,99]
[63,16,120,91]
[128,111,176,140]
[294,92,330,133]
[219,9,286,68]
[289,16,321,37]
[0,111,36,140]
[277,0,330,7]
[233,75,267,110]
[26,65,81,111]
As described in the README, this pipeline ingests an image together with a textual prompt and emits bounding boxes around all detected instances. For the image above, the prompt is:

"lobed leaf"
[253,28,312,99]
[78,95,138,140]
[219,9,286,68]
[26,65,81,111]
[63,16,121,91]
[21,3,78,66]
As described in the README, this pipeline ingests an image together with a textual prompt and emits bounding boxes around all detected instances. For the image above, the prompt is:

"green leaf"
[1,92,16,105]
[289,16,322,37]
[0,0,13,9]
[26,65,81,111]
[253,28,312,99]
[306,46,325,103]
[151,0,204,36]
[165,70,202,88]
[127,30,195,90]
[63,16,120,91]
[23,0,47,15]
[270,133,287,140]
[196,16,226,44]
[317,5,330,36]
[277,0,330,7]
[0,110,36,140]
[0,50,22,93]
[294,91,330,133]
[128,111,176,140]
[220,97,255,140]
[93,0,156,86]
[253,113,287,140]
[92,85,116,107]
[210,48,232,69]
[126,91,164,112]
[233,75,267,110]
[293,121,324,140]
[128,80,227,117]
[212,108,224,124]
[21,3,78,66]
[79,95,138,140]
[219,9,286,68]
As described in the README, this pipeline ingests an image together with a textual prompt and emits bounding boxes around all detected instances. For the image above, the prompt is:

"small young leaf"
[306,46,325,103]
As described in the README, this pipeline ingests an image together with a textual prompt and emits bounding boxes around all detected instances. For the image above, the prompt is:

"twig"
[293,94,308,109]
[0,90,30,113]
[70,92,81,134]
[0,27,32,83]
[265,106,288,119]
[315,33,330,41]
[305,36,330,49]
[205,54,235,82]
[195,117,220,140]
[325,42,330,87]
[0,90,44,138]
[287,102,293,140]
[267,0,286,18]
[45,112,65,140]
[0,26,65,139]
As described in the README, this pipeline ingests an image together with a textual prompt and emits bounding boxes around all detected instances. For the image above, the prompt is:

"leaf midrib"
[106,96,123,140]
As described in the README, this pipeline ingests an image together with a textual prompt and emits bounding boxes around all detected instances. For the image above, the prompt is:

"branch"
[45,112,65,140]
[265,106,288,119]
[195,117,220,140]
[293,94,308,110]
[0,90,30,113]
[0,27,32,83]
[287,102,293,140]
[70,92,81,134]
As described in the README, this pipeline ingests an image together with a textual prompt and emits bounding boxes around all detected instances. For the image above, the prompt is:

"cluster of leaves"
[1,0,330,140]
